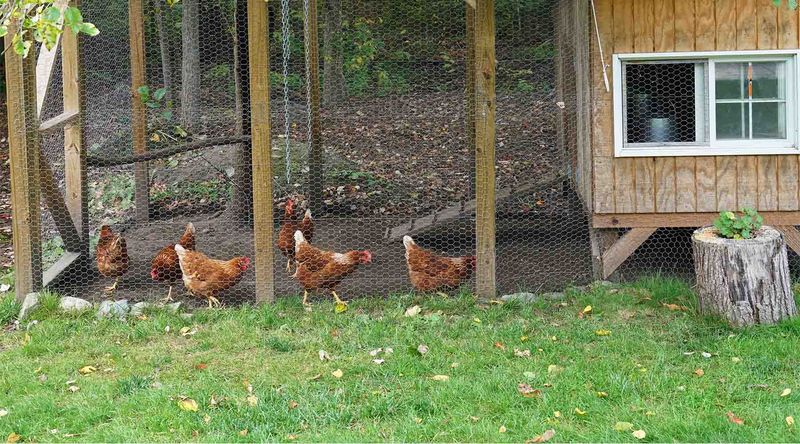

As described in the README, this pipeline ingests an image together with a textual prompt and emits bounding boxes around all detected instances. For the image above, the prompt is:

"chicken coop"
[11,0,788,306]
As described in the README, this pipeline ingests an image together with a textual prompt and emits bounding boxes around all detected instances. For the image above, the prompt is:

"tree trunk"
[180,0,201,131]
[153,0,173,103]
[692,226,798,327]
[322,0,346,106]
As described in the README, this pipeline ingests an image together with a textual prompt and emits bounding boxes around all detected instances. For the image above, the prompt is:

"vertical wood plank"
[633,0,655,52]
[716,0,737,50]
[62,0,87,254]
[633,0,655,213]
[129,0,149,223]
[305,0,324,214]
[674,0,695,51]
[654,0,676,213]
[466,2,476,194]
[737,0,757,50]
[5,30,43,300]
[591,0,615,213]
[778,156,799,210]
[248,0,275,303]
[675,158,696,212]
[697,157,718,212]
[717,157,738,210]
[654,0,675,52]
[696,0,716,51]
[757,0,778,49]
[736,0,758,209]
[777,3,798,49]
[613,0,635,213]
[758,156,778,211]
[474,0,496,298]
[573,0,593,210]
[715,0,737,210]
[694,1,716,213]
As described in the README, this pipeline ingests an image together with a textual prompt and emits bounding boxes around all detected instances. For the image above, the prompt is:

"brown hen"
[403,235,476,292]
[150,222,195,301]
[277,198,314,272]
[96,225,129,296]
[174,244,250,307]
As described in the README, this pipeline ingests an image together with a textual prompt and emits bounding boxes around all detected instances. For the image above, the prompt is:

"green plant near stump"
[713,208,763,240]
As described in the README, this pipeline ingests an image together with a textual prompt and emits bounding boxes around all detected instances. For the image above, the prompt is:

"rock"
[59,297,92,312]
[165,302,182,313]
[18,292,40,320]
[97,300,129,319]
[180,313,193,320]
[130,302,150,317]
[500,292,538,303]
[540,292,565,300]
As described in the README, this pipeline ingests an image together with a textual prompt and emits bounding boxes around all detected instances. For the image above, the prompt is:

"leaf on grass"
[781,388,792,397]
[6,433,21,443]
[526,429,555,443]
[369,348,382,357]
[547,364,563,375]
[431,374,450,382]
[0,284,10,293]
[787,416,795,427]
[68,385,80,393]
[614,421,634,432]
[404,305,422,317]
[79,366,97,375]
[517,383,541,398]
[632,429,646,440]
[334,302,348,313]
[514,348,531,358]
[319,350,332,361]
[726,411,744,425]
[246,395,258,407]
[499,425,507,433]
[203,414,211,424]
[417,344,429,355]
[494,342,506,351]
[178,398,198,412]
[286,434,298,440]
[0,409,6,418]
[595,330,611,336]
[179,327,197,337]
[694,368,704,377]
[578,305,592,319]
[372,359,385,365]
[195,363,207,371]
[731,357,741,363]
[596,391,609,398]
[553,411,561,418]
[574,408,587,416]
[662,303,688,312]
[332,369,344,379]
[238,429,248,437]
[701,352,712,358]
[288,400,298,410]
[309,374,322,381]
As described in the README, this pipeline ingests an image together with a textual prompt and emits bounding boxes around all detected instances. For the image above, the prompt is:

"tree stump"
[692,226,798,327]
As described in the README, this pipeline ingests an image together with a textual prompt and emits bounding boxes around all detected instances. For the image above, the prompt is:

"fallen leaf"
[451,362,459,368]
[203,414,211,424]
[645,411,655,416]
[0,284,10,293]
[595,329,611,336]
[288,400,298,410]
[68,385,80,393]
[526,428,555,443]
[404,305,422,317]
[514,348,532,358]
[553,411,561,418]
[0,409,7,418]
[414,417,423,424]
[547,364,563,375]
[180,327,197,337]
[494,342,506,351]
[431,374,450,382]
[473,317,482,324]
[308,373,322,381]
[614,421,634,432]
[578,305,592,319]
[489,299,504,305]
[332,369,344,379]
[520,335,529,342]
[781,388,792,397]
[632,429,646,440]
[574,407,587,416]
[694,368,704,377]
[246,394,258,407]
[597,391,609,398]
[517,383,541,398]
[369,348,382,357]
[195,363,207,371]
[372,359,385,365]
[318,350,331,361]
[239,429,248,437]
[499,425,507,433]
[78,366,97,375]
[286,434,297,440]
[417,344,429,355]
[469,416,480,422]
[731,357,741,363]
[6,432,21,443]
[662,303,688,312]
[787,416,795,427]
[334,302,348,313]
[178,398,198,412]
[701,352,712,358]
[726,411,744,425]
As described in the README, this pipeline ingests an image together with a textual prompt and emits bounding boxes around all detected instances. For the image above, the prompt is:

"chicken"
[293,230,371,311]
[277,198,315,273]
[174,244,250,307]
[403,235,476,292]
[150,222,196,302]
[96,225,129,296]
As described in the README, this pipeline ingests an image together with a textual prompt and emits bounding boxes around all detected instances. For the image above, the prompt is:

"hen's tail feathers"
[294,230,307,252]
[185,222,195,235]
[175,244,187,259]
[303,209,312,220]
[402,235,415,250]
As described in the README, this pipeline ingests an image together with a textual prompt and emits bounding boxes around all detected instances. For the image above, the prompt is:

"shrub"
[713,208,763,240]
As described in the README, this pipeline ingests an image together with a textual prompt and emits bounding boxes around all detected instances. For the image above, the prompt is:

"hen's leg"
[103,277,119,295]
[207,296,221,308]
[160,286,174,303]
[286,259,292,273]
[331,290,348,313]
[302,290,311,306]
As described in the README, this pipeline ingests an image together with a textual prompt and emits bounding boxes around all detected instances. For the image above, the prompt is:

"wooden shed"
[557,0,800,279]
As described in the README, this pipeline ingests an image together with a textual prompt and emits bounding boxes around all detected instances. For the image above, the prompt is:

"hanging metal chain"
[302,0,313,157]
[280,0,293,186]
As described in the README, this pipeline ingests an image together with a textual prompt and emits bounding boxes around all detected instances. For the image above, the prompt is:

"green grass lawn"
[1,277,799,442]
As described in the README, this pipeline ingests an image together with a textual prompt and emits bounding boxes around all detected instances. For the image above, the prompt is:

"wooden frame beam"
[248,0,275,303]
[474,0,496,298]
[594,212,800,228]
[601,228,657,279]
[39,110,80,135]
[775,226,800,256]
[36,0,69,115]
[5,30,44,300]
[129,0,149,223]
[305,0,324,214]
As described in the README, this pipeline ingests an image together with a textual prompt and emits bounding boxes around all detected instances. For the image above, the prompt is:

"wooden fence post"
[5,32,43,300]
[248,0,275,303]
[305,0,324,214]
[473,0,496,299]
[466,1,477,195]
[129,0,149,223]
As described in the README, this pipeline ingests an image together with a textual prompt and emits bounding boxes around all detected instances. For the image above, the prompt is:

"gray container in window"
[649,117,675,143]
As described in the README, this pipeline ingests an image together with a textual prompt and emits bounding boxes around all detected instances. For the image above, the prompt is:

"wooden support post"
[305,0,324,214]
[63,0,88,256]
[589,227,619,281]
[465,0,476,195]
[129,0,149,223]
[248,0,275,303]
[601,228,657,279]
[5,31,43,300]
[473,0,496,299]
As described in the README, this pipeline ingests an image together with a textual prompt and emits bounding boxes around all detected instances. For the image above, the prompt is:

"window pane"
[716,102,750,139]
[715,63,746,99]
[752,102,786,138]
[624,62,701,144]
[752,62,784,99]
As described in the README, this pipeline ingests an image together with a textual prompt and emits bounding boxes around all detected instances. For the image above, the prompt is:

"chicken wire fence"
[24,0,712,308]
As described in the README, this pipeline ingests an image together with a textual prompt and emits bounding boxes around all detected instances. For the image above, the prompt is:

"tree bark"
[322,0,346,106]
[692,226,798,327]
[180,0,201,131]
[153,0,173,103]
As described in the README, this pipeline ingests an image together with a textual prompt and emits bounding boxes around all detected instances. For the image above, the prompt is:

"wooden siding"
[591,0,800,214]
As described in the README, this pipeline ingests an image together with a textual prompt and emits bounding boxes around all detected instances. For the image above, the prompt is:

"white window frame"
[613,50,799,157]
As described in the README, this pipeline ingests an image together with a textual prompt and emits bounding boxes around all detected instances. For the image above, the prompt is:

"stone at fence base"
[59,297,92,312]
[165,302,182,313]
[130,302,150,317]
[18,293,40,320]
[97,300,130,319]
[500,292,564,303]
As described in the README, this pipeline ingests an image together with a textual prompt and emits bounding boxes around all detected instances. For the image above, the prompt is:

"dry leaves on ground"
[726,411,744,425]
[526,429,555,443]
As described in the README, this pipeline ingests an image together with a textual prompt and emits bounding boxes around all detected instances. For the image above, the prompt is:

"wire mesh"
[16,0,732,309]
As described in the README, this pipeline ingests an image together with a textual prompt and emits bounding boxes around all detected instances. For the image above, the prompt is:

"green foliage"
[42,236,64,268]
[0,1,98,57]
[713,208,764,240]
[341,17,408,95]
[0,293,19,325]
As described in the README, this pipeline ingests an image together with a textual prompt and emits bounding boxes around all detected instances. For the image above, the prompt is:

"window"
[613,51,798,157]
